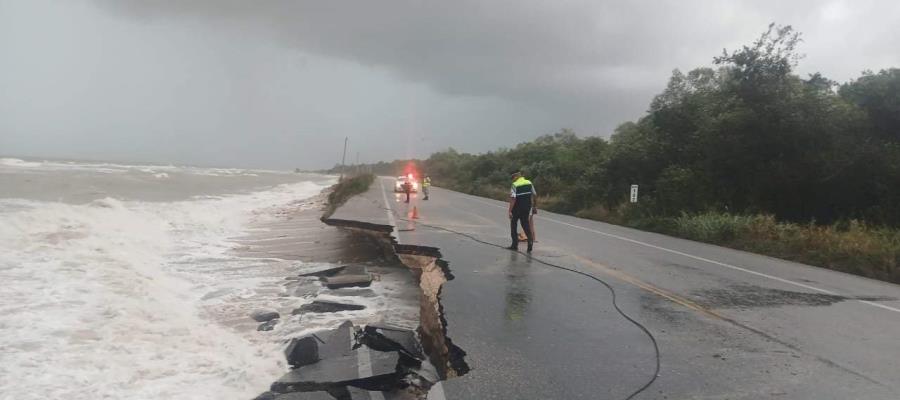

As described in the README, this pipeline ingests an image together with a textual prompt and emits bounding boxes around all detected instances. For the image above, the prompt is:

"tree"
[840,68,900,141]
[355,24,900,227]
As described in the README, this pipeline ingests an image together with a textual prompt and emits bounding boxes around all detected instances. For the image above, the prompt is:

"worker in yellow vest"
[507,171,536,252]
[422,175,431,200]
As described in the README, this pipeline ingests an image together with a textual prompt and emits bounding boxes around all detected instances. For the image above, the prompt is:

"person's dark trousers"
[405,190,410,203]
[510,212,533,250]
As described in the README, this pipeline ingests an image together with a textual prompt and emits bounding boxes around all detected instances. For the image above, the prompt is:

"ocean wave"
[0,157,43,168]
[0,181,328,399]
[1,157,289,177]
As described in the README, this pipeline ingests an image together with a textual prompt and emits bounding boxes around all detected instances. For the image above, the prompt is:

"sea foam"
[0,180,329,399]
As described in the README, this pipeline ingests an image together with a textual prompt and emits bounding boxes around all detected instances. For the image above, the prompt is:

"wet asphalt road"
[333,177,900,399]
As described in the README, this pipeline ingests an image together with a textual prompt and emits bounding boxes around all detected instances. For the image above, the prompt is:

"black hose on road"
[386,207,661,400]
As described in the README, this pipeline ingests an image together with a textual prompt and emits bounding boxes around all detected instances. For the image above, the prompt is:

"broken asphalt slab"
[302,264,375,289]
[295,300,366,314]
[356,323,426,361]
[272,320,440,398]
[324,274,374,289]
[254,391,336,400]
[271,350,401,393]
[347,386,420,400]
[286,321,355,368]
[299,265,347,278]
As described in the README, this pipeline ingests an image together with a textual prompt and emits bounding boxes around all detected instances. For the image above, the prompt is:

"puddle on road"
[640,292,691,324]
[691,284,895,309]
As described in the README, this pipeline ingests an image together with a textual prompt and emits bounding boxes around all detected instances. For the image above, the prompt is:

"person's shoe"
[526,246,533,253]
[506,245,518,251]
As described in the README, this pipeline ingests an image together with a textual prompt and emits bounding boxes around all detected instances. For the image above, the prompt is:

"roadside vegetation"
[336,25,900,284]
[626,213,900,284]
[322,173,375,219]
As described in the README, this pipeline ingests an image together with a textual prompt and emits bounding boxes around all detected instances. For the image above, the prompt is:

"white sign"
[630,184,639,203]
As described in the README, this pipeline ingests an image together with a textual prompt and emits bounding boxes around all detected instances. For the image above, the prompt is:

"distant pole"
[340,137,348,181]
[356,152,360,173]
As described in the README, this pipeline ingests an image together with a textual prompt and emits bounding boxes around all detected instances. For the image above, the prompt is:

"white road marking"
[379,178,399,240]
[461,195,900,315]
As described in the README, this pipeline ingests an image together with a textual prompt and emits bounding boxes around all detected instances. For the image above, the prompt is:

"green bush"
[574,204,611,221]
[654,212,900,284]
[323,173,375,218]
[672,212,756,242]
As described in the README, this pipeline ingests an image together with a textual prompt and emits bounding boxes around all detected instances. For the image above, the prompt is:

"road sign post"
[630,184,639,203]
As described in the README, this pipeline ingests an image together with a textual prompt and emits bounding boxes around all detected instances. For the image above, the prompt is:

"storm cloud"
[2,0,898,169]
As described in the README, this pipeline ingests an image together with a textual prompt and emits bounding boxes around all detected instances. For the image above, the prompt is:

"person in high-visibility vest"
[422,175,431,200]
[507,171,536,252]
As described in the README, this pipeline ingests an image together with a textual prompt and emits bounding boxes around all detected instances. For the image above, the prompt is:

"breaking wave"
[0,181,328,399]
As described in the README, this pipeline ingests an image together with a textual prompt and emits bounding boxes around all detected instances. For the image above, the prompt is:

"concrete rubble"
[246,201,471,400]
[259,320,439,400]
[252,254,446,400]
[323,266,374,289]
[296,264,374,289]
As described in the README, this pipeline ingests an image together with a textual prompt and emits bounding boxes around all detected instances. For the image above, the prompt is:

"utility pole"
[356,152,360,173]
[339,137,348,181]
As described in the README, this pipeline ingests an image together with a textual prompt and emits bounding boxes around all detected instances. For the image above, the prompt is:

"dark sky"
[2,0,898,169]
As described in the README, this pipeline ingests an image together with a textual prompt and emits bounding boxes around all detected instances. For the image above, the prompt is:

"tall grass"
[672,212,758,242]
[611,211,900,284]
[322,173,375,219]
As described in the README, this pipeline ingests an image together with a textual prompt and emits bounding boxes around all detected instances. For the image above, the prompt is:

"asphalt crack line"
[377,178,449,400]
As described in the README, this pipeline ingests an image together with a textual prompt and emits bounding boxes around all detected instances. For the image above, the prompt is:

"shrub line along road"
[331,177,900,399]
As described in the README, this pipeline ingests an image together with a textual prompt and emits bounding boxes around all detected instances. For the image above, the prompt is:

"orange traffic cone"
[411,206,419,219]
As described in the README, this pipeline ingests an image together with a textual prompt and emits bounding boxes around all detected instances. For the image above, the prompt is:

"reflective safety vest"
[423,177,431,187]
[511,177,534,213]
